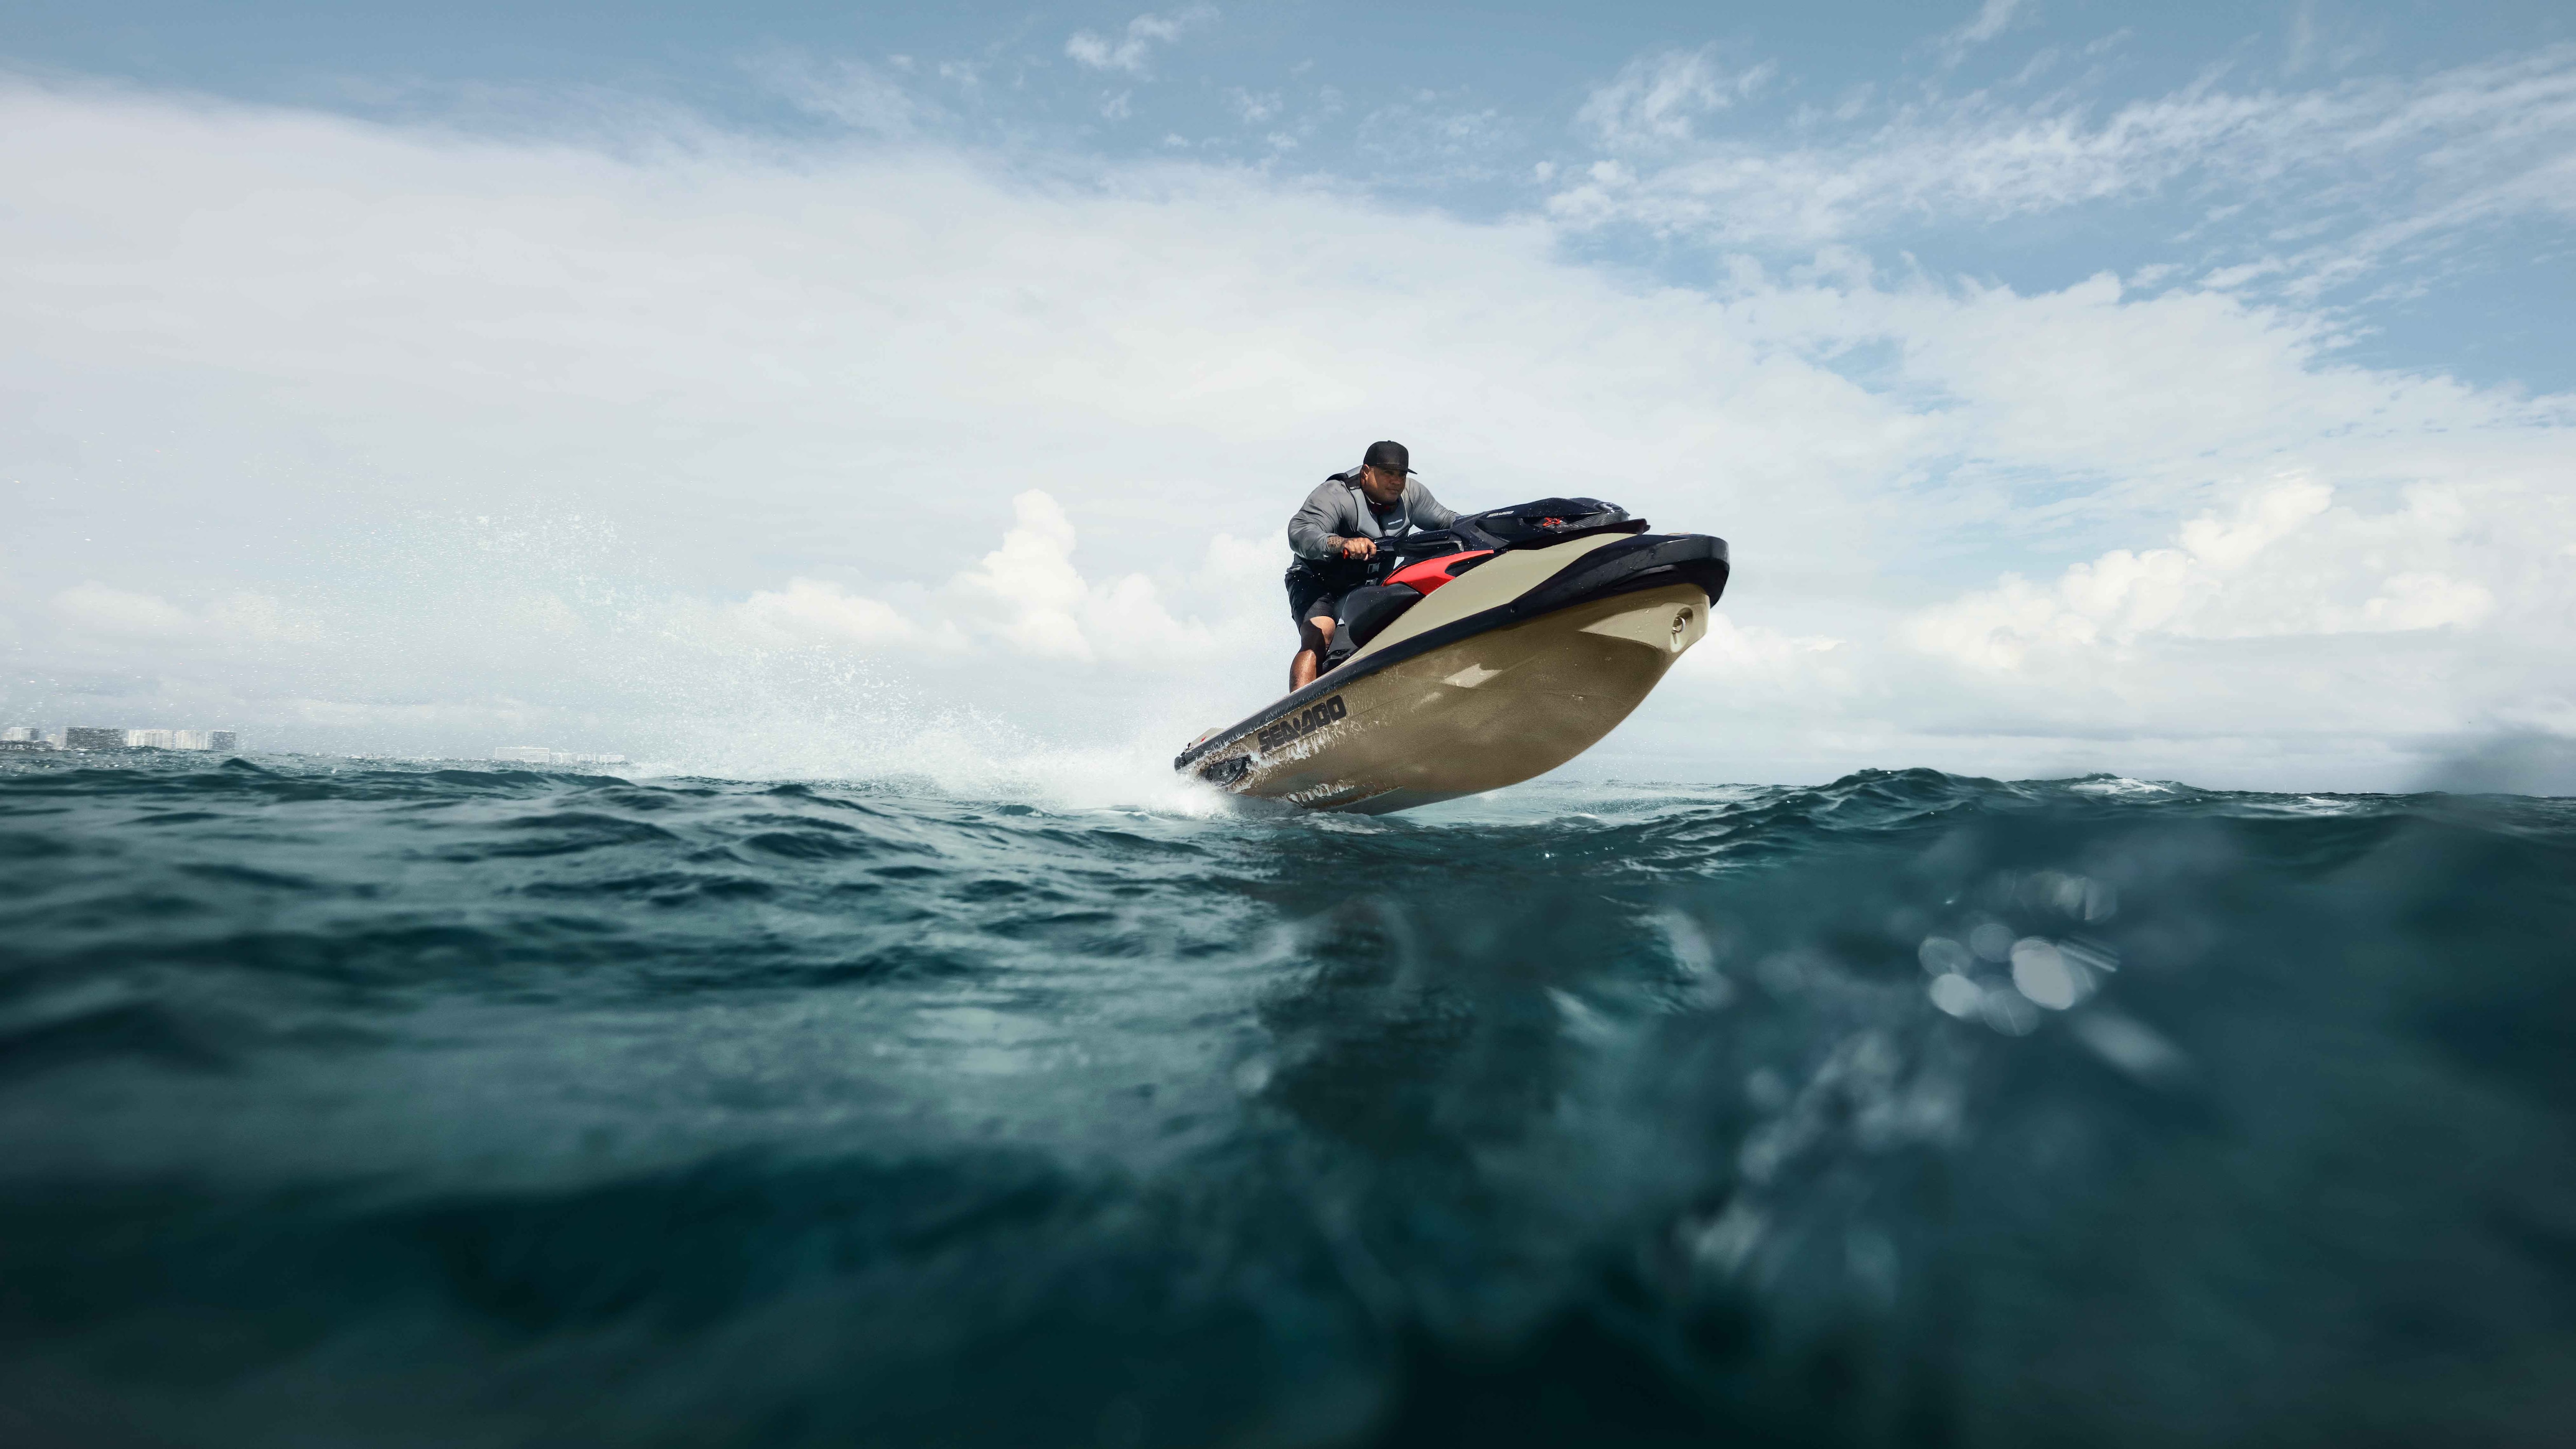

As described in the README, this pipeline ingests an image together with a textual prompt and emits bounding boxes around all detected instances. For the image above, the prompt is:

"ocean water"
[3,752,2572,1447]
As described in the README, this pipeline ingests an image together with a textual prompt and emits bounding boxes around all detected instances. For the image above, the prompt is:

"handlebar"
[1365,529,1477,580]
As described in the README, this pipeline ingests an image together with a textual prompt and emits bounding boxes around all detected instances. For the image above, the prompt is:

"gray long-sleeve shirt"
[1286,470,1460,566]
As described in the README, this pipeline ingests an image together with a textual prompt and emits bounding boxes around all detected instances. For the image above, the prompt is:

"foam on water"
[2065,774,2179,797]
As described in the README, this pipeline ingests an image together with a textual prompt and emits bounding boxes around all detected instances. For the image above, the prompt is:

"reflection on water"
[1,756,2571,1445]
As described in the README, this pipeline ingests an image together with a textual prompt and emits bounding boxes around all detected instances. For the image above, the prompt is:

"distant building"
[492,747,627,766]
[0,727,53,754]
[55,726,236,751]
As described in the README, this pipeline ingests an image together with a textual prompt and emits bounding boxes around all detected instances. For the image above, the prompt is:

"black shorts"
[1285,568,1358,627]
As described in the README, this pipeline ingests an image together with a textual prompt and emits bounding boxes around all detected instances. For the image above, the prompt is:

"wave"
[1,754,2571,1445]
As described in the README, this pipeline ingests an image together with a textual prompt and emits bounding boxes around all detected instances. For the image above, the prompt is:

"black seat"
[1320,584,1423,670]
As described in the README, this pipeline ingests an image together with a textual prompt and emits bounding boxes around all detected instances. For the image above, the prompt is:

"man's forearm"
[1286,516,1342,560]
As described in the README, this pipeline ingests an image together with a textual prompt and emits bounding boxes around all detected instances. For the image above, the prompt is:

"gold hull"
[1189,578,1710,815]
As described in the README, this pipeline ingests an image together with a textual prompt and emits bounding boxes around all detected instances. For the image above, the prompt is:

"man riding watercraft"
[1284,440,1459,689]
[1187,465,1730,814]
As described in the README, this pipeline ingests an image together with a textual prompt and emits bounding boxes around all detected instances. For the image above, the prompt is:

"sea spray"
[3,502,1281,778]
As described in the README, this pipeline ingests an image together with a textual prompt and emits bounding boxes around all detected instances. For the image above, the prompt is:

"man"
[1284,440,1459,689]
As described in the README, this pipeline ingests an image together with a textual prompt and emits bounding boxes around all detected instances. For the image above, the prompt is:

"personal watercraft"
[1174,498,1728,814]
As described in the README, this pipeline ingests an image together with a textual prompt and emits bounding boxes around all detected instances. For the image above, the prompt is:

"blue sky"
[12,0,2571,387]
[2,3,2571,788]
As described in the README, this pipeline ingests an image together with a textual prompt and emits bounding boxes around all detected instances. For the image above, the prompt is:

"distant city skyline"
[36,727,242,751]
[493,747,628,765]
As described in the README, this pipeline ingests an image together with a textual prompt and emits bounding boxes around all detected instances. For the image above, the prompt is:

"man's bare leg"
[1290,615,1335,690]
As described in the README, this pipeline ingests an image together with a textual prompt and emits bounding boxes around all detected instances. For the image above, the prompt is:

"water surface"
[3,754,2571,1446]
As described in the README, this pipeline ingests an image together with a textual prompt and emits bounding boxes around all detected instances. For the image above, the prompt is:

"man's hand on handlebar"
[1335,536,1377,561]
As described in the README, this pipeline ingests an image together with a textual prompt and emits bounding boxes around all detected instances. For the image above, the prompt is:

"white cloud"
[1551,44,2576,301]
[0,79,2568,783]
[53,582,194,638]
[950,491,1218,664]
[1575,48,1774,149]
[49,583,315,644]
[1676,613,1849,716]
[204,592,319,644]
[2284,1,2377,78]
[2363,572,2496,631]
[1905,479,2504,671]
[1938,0,2028,65]
[956,491,1096,658]
[721,493,1242,669]
[1355,102,1517,177]
[731,579,922,648]
[1693,614,1842,671]
[1065,8,1214,77]
[757,56,929,135]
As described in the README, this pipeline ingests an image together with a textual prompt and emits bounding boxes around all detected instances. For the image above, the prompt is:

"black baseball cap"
[1362,440,1414,474]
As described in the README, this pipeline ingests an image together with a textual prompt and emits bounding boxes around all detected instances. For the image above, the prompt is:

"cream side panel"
[1347,534,1626,666]
[1578,595,1710,654]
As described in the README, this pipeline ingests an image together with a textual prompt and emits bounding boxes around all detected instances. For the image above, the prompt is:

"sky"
[2,1,2571,792]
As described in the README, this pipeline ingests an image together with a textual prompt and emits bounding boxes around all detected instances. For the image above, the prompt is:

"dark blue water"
[3,754,2572,1447]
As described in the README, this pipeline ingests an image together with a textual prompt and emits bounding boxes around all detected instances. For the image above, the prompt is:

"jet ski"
[1174,498,1728,814]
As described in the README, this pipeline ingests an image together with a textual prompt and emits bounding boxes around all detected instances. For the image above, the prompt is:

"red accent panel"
[1385,550,1493,595]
